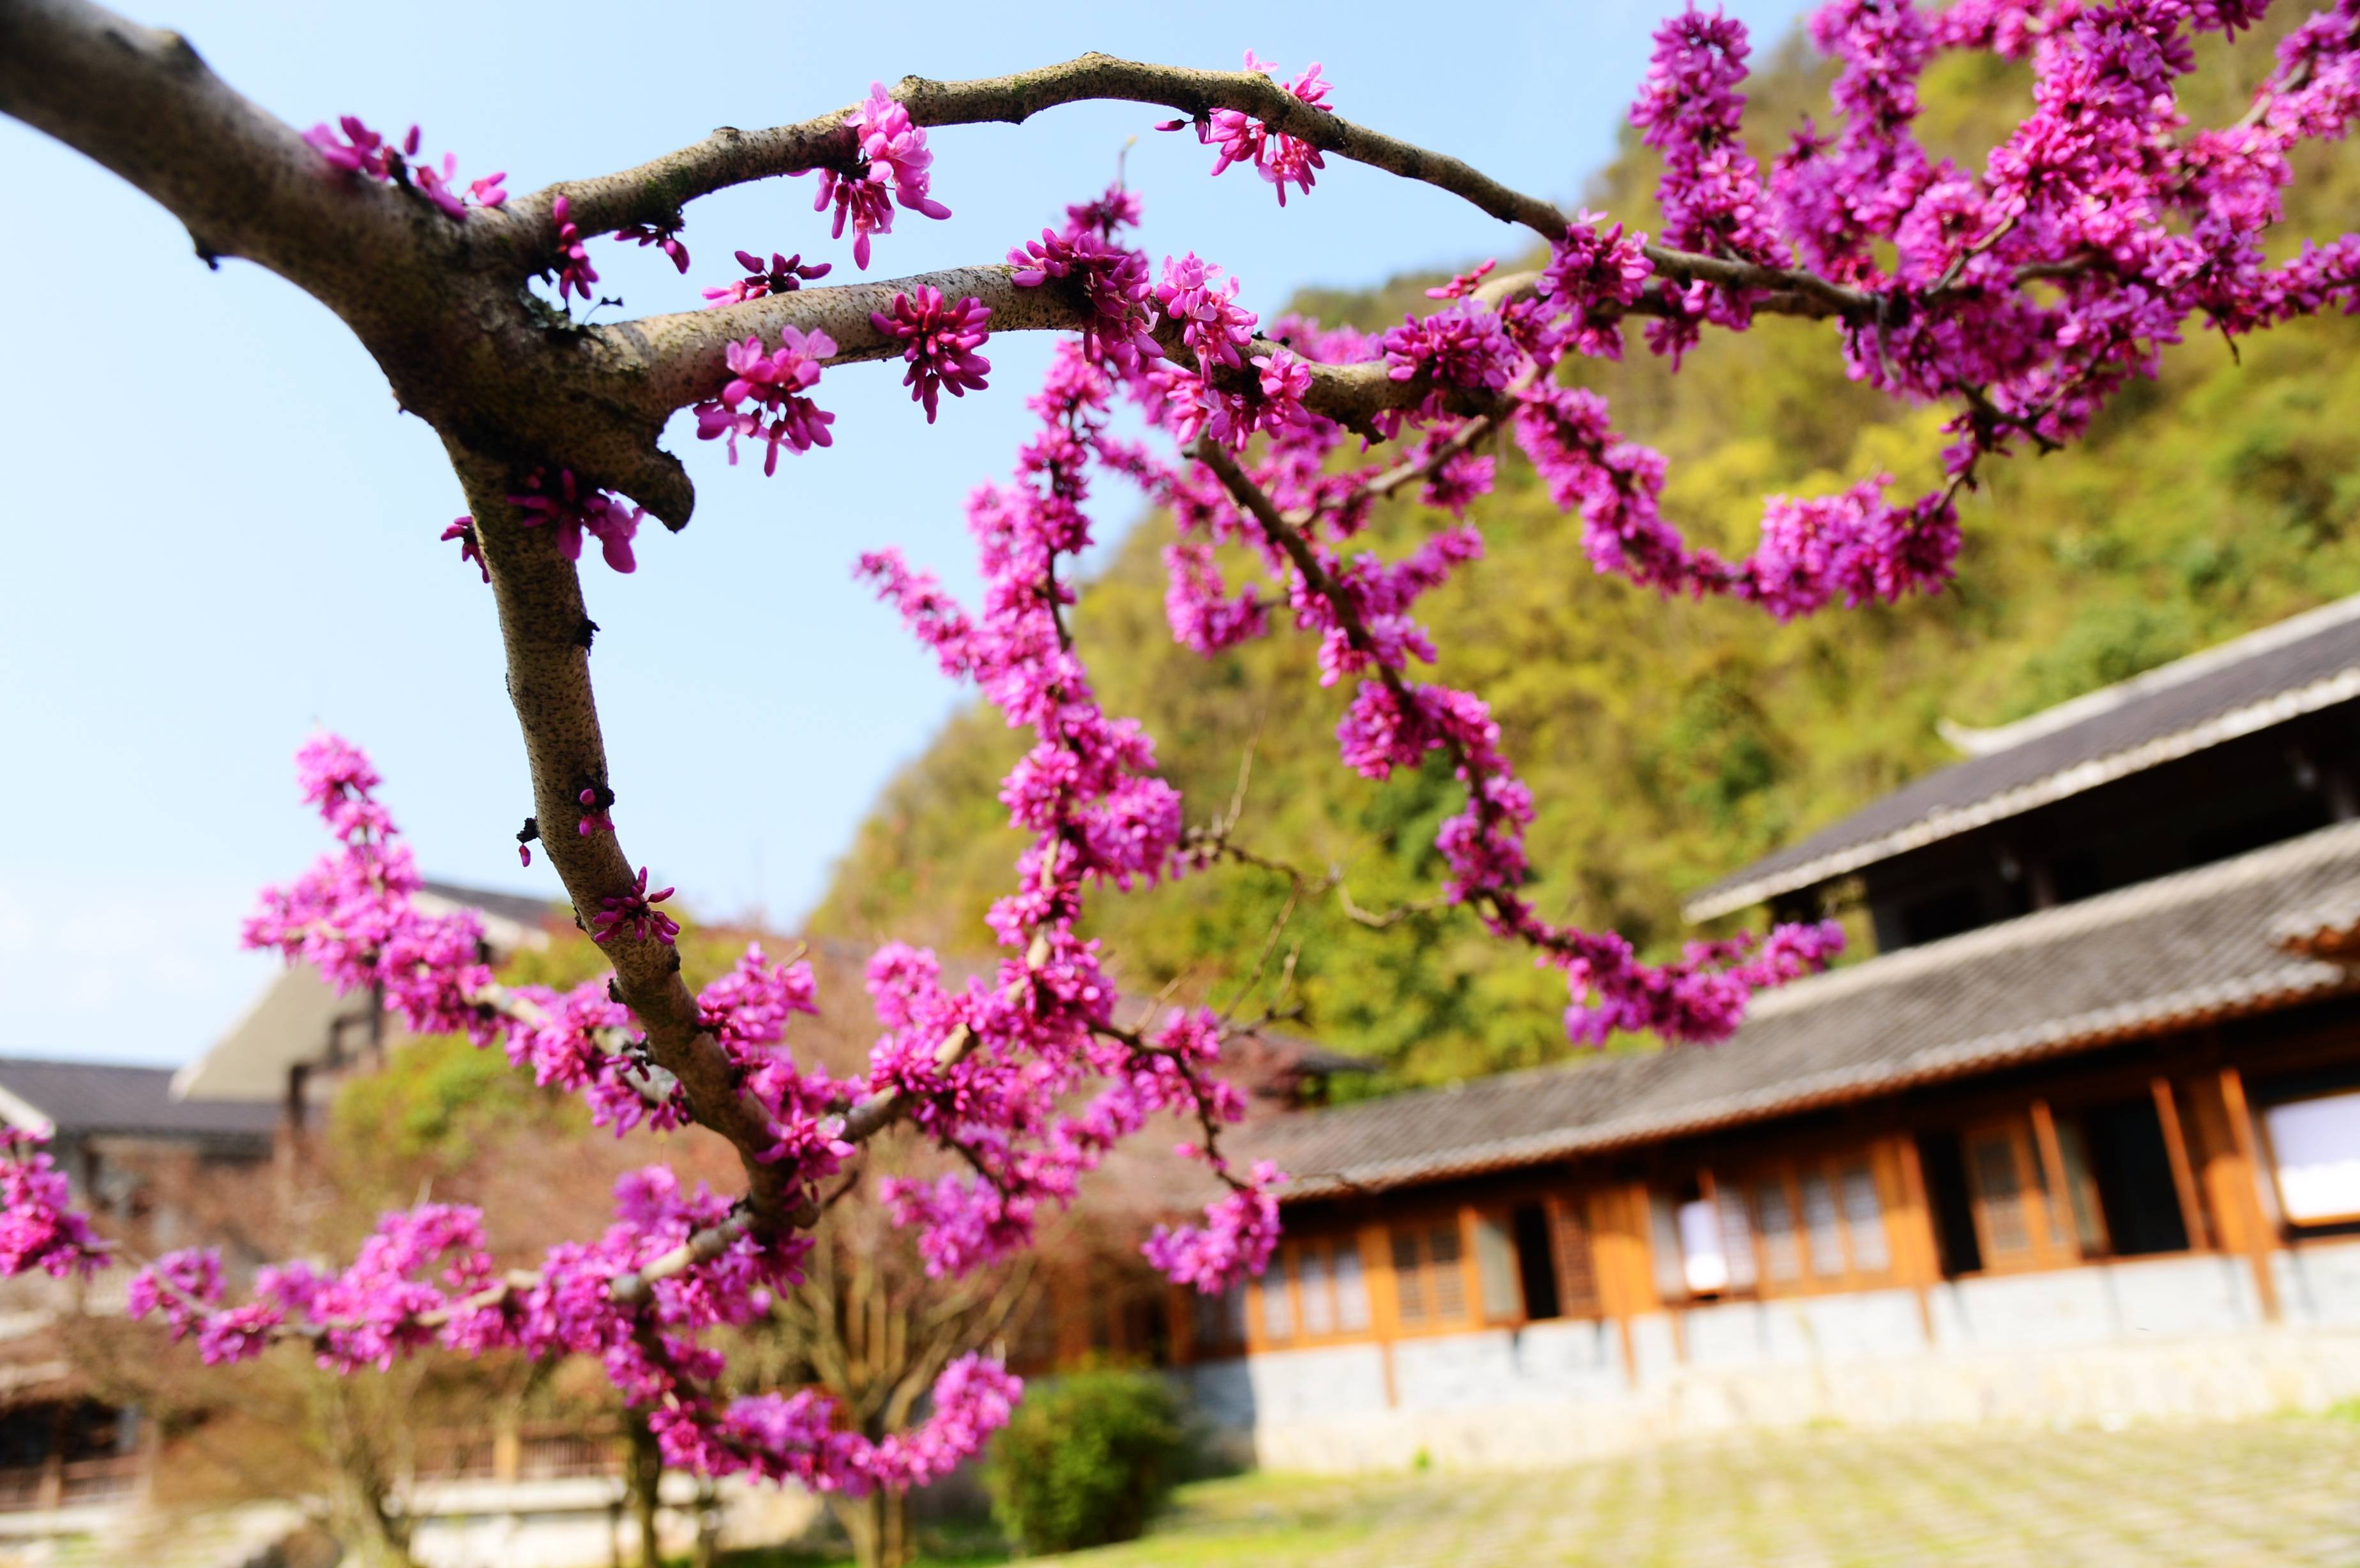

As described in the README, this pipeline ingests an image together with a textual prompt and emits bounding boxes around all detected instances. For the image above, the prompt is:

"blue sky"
[0,0,1821,1064]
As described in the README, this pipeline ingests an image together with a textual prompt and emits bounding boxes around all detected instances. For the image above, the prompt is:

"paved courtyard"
[1078,1416,2360,1567]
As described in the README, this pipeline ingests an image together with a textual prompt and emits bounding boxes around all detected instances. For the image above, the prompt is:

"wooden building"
[1153,594,2360,1469]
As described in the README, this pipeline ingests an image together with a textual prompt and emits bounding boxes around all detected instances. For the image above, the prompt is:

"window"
[1511,1204,1562,1322]
[1474,1212,1522,1322]
[2082,1097,2190,1255]
[1257,1256,1294,1343]
[1552,1200,1601,1318]
[1918,1129,1983,1276]
[1280,1236,1370,1339]
[1391,1221,1467,1327]
[1800,1170,1845,1277]
[1958,1115,2105,1272]
[1191,1280,1246,1357]
[2052,1118,2108,1254]
[1716,1183,1760,1290]
[1966,1124,2039,1263]
[1839,1163,1890,1272]
[1651,1176,1760,1299]
[1333,1243,1370,1332]
[1734,1153,1898,1294]
[1298,1248,1333,1336]
[1754,1175,1802,1283]
[2264,1091,2360,1224]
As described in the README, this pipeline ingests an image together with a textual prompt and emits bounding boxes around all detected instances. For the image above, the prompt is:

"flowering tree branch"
[8,0,2360,1499]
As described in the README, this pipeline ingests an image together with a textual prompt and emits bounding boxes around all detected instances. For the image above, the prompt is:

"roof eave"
[1274,961,2357,1201]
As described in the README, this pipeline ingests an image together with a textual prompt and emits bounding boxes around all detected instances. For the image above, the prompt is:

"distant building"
[0,885,824,1567]
[1152,594,2360,1470]
[0,1060,278,1548]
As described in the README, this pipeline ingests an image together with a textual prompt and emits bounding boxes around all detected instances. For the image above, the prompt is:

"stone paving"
[1081,1417,2360,1567]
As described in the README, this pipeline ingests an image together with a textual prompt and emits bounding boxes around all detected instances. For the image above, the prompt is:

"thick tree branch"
[451,444,801,1235]
[3,1,1861,535]
[538,53,1568,245]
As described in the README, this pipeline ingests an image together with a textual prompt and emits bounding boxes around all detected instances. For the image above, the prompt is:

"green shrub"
[985,1368,1184,1555]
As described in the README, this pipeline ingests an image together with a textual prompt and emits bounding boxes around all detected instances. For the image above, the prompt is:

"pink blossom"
[702,250,832,308]
[693,329,838,474]
[803,83,951,269]
[1163,52,1335,206]
[870,288,992,421]
[617,220,690,273]
[510,466,642,573]
[591,866,679,946]
[0,1131,104,1281]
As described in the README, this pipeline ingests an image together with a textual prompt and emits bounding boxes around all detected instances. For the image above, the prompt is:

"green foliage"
[328,1030,570,1177]
[812,13,2360,1094]
[986,1369,1186,1555]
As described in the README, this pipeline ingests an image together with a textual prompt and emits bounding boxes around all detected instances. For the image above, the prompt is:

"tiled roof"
[0,1059,280,1142]
[1685,594,2360,919]
[1252,820,2360,1199]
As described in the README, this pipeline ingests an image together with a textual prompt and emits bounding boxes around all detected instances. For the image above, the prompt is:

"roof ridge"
[1939,592,2360,757]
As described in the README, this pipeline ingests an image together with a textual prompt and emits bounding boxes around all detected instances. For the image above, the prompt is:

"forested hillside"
[812,18,2360,1092]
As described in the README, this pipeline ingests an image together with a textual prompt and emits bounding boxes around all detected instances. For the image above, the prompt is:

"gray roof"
[0,1059,281,1143]
[1686,594,2360,920]
[416,880,559,933]
[1252,819,2360,1199]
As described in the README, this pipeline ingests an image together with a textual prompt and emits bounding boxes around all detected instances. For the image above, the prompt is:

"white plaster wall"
[1211,1242,2360,1474]
[2281,1235,2360,1325]
[407,1474,820,1568]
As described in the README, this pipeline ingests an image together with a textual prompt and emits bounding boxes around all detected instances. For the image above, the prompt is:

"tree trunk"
[691,1475,720,1568]
[828,1487,914,1568]
[624,1412,664,1567]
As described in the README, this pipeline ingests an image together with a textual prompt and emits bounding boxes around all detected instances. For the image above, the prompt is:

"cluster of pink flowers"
[1632,8,1791,357]
[701,250,833,308]
[509,467,644,574]
[1162,51,1335,205]
[801,83,952,270]
[856,336,1280,1285]
[693,328,838,474]
[303,116,507,218]
[1538,213,1654,359]
[870,287,993,421]
[592,866,681,946]
[618,220,690,273]
[0,1131,104,1281]
[543,195,600,304]
[243,734,495,1042]
[112,733,1024,1485]
[121,1165,1015,1490]
[1008,224,1164,373]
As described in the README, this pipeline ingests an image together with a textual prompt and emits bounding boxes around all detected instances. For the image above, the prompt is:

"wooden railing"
[0,1466,44,1512]
[412,1428,621,1486]
[517,1431,617,1480]
[0,1453,146,1512]
[60,1454,143,1504]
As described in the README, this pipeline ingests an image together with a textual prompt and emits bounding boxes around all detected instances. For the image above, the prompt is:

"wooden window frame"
[1956,1113,2084,1274]
[1723,1147,1905,1298]
[1381,1205,1481,1339]
[1262,1232,1376,1347]
[2253,1085,2360,1229]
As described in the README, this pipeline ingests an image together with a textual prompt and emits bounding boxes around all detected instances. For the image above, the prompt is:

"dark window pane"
[2086,1099,2192,1255]
[1918,1131,1983,1276]
[1511,1204,1561,1321]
